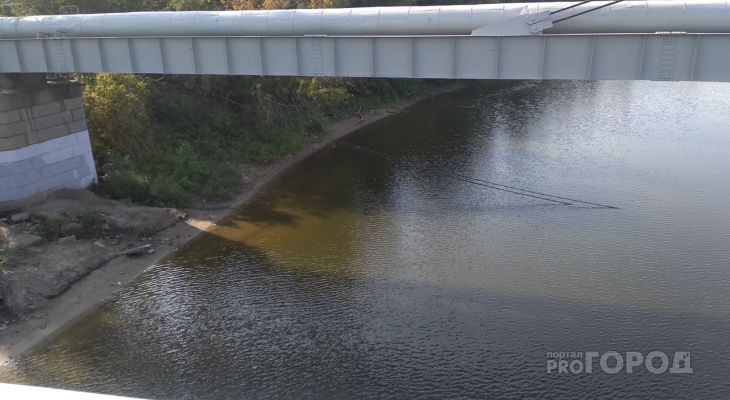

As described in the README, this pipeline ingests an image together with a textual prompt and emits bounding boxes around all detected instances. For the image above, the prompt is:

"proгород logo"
[546,351,693,374]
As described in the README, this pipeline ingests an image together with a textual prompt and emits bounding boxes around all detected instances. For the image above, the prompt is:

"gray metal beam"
[1,33,728,82]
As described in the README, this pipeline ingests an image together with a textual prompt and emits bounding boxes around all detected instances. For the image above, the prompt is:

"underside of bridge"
[1,1,730,208]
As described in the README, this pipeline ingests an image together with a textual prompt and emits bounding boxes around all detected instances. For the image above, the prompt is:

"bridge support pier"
[0,73,97,211]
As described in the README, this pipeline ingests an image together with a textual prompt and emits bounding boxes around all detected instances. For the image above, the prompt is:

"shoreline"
[0,85,458,367]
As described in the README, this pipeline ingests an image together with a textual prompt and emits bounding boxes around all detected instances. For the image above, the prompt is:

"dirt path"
[0,87,457,367]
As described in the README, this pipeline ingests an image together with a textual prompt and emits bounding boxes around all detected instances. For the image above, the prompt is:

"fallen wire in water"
[333,139,619,210]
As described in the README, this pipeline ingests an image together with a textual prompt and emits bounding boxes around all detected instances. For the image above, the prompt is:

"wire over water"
[334,139,619,210]
[182,81,617,209]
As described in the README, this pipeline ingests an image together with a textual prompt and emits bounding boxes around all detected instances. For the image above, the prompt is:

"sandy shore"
[0,87,456,367]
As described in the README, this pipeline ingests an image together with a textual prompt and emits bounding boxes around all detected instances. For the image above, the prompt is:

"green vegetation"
[139,223,159,238]
[101,143,240,205]
[36,217,67,242]
[80,212,105,235]
[82,71,437,206]
[0,246,14,274]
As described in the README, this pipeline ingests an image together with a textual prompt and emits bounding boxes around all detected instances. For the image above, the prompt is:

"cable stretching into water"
[333,139,618,209]
[334,140,572,205]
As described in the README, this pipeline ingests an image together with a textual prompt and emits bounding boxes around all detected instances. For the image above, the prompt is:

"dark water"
[3,81,730,399]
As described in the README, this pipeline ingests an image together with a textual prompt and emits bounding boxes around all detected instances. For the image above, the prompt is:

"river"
[3,80,730,399]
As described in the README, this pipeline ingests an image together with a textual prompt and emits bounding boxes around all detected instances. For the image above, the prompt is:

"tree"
[14,0,169,14]
[83,74,157,162]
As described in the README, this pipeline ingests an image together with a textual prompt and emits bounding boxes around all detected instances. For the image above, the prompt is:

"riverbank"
[0,85,459,367]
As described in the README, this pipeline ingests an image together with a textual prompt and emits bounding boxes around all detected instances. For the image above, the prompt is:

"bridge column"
[0,73,97,211]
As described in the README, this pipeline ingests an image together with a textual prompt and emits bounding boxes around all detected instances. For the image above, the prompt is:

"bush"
[102,152,151,202]
[243,140,275,164]
[170,142,208,192]
[80,212,105,235]
[100,144,240,206]
[200,163,240,201]
[138,223,158,238]
[37,217,66,241]
[149,174,189,206]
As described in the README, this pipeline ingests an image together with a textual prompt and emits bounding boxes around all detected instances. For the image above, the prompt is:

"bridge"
[1,0,730,209]
[1,1,730,80]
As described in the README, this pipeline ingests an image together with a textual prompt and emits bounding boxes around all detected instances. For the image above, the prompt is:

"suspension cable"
[552,0,625,24]
[550,0,595,16]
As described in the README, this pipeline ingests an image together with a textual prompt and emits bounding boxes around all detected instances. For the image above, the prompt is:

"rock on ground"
[9,213,30,223]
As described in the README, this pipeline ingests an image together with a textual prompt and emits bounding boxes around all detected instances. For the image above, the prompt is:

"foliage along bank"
[84,73,437,206]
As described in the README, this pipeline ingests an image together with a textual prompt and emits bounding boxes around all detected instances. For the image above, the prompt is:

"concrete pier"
[0,73,97,211]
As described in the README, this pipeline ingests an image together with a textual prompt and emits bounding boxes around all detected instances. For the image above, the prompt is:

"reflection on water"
[4,81,730,399]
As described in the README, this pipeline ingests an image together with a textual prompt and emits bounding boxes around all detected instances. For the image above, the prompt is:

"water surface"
[4,80,730,399]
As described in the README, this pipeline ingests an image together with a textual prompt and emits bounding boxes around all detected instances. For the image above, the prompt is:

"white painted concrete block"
[73,130,90,142]
[0,175,16,188]
[40,145,75,165]
[0,144,38,163]
[72,140,92,156]
[35,132,78,154]
[36,170,72,192]
[82,151,95,170]
[14,168,43,187]
[0,158,33,175]
[19,183,38,198]
[78,174,96,188]
[0,187,21,202]
[41,155,84,179]
[30,155,45,170]
[1,129,98,208]
[76,164,91,178]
